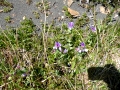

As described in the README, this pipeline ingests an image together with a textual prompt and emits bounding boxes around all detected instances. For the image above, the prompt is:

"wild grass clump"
[0,16,119,89]
[0,0,13,13]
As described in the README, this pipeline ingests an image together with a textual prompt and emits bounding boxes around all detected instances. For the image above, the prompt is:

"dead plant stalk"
[42,0,47,60]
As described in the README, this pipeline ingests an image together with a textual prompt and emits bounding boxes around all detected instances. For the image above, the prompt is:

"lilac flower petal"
[76,47,80,52]
[68,22,74,30]
[21,73,27,78]
[90,25,96,32]
[80,42,85,47]
[84,49,88,52]
[78,49,82,53]
[58,47,62,52]
[63,49,68,53]
[53,46,57,50]
[53,42,61,50]
[55,42,61,48]
[82,49,88,52]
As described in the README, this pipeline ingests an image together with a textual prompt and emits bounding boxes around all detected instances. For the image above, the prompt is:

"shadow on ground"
[88,64,120,90]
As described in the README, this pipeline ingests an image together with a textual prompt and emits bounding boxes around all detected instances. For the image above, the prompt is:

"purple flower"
[53,42,61,50]
[90,25,96,32]
[63,49,68,53]
[21,73,27,78]
[53,42,62,52]
[80,42,85,48]
[76,42,88,53]
[68,22,74,30]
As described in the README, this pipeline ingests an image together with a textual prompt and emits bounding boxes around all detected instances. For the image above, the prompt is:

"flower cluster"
[68,22,96,32]
[53,42,68,53]
[53,22,89,54]
[53,42,88,54]
[76,42,88,53]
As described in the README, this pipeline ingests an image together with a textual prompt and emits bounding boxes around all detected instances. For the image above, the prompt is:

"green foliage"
[0,0,13,7]
[0,1,120,89]
[62,6,73,18]
[75,13,89,28]
[0,18,36,51]
[17,18,36,51]
[3,6,12,13]
[4,16,11,23]
[36,0,50,13]
[0,16,120,89]
[33,11,40,19]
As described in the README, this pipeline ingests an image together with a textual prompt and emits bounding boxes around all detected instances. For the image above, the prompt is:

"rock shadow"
[87,64,120,90]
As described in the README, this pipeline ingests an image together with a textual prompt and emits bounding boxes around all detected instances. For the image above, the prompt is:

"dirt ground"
[0,0,120,30]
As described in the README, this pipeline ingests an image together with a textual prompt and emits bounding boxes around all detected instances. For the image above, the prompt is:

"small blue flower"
[68,22,74,30]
